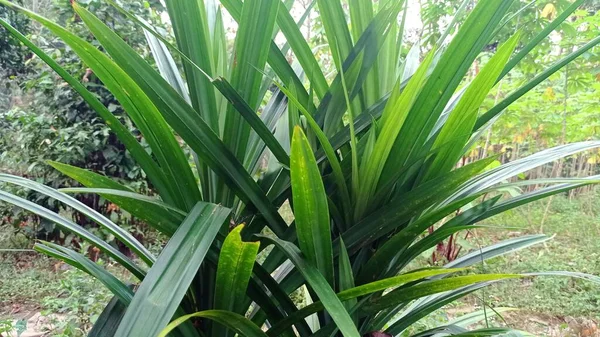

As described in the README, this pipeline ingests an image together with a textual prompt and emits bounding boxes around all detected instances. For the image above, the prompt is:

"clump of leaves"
[0,0,599,337]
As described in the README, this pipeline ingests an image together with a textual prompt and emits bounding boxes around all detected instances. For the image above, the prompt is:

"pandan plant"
[0,0,599,336]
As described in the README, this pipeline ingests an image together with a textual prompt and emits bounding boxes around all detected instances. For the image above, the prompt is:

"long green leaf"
[472,182,596,225]
[354,50,435,220]
[58,188,187,217]
[290,126,334,285]
[361,274,520,313]
[358,194,480,283]
[221,0,279,163]
[219,0,312,111]
[3,1,201,212]
[164,0,219,132]
[318,1,405,135]
[212,77,290,167]
[24,0,200,210]
[425,33,520,180]
[450,142,600,201]
[275,0,328,98]
[0,190,145,279]
[39,242,134,304]
[384,282,495,334]
[317,0,353,73]
[114,202,230,337]
[266,268,463,337]
[380,0,514,186]
[446,235,550,269]
[145,31,189,102]
[274,81,352,227]
[342,157,496,251]
[251,263,313,337]
[0,173,155,265]
[499,0,586,79]
[338,238,356,317]
[349,0,377,106]
[48,161,181,236]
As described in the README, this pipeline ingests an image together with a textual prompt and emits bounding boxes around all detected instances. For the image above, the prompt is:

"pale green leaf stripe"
[266,268,464,336]
[114,202,230,337]
[158,310,268,337]
[291,127,335,286]
[2,0,200,212]
[0,173,155,266]
[260,236,361,337]
[213,225,259,337]
[0,17,172,206]
[0,190,145,279]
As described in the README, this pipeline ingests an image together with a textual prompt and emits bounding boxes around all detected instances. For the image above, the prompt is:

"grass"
[0,252,66,313]
[1,192,599,336]
[476,191,600,319]
[0,250,118,336]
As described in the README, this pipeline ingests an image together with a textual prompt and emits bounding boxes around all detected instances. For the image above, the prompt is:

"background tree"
[0,0,164,247]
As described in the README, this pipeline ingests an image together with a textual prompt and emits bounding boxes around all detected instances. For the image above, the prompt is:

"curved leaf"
[213,225,259,336]
[158,310,268,337]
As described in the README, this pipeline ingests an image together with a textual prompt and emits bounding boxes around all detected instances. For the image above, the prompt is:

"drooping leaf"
[158,311,269,337]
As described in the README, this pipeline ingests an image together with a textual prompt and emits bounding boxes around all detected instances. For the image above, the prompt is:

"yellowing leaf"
[543,86,556,101]
[541,3,557,20]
